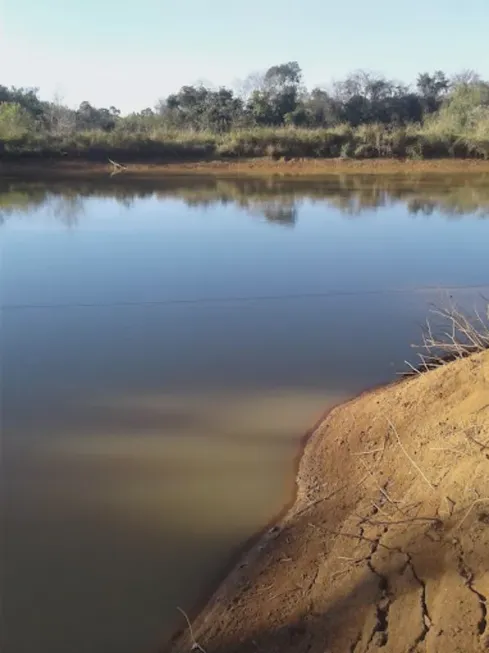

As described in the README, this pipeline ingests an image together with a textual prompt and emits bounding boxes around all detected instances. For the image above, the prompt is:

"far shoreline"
[2,157,489,180]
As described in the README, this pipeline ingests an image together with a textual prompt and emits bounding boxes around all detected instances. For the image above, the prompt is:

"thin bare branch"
[386,418,436,491]
[454,498,489,531]
[177,607,207,653]
[358,458,406,515]
[406,301,489,375]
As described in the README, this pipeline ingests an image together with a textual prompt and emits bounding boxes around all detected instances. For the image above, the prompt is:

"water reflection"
[2,173,489,653]
[1,172,489,227]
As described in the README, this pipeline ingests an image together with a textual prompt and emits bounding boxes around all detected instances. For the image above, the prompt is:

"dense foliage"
[1,63,488,159]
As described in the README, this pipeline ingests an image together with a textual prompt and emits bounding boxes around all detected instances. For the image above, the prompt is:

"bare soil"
[169,351,489,653]
[3,158,489,180]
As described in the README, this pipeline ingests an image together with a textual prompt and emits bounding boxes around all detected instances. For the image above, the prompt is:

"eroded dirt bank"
[3,158,489,180]
[169,351,489,653]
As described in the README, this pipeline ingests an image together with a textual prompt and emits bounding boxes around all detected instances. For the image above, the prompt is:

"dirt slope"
[169,351,489,653]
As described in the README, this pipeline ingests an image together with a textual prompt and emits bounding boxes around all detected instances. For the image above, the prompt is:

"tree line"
[1,63,488,161]
[1,63,488,135]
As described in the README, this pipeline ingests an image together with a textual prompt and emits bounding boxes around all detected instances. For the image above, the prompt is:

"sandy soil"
[168,351,489,653]
[3,158,489,179]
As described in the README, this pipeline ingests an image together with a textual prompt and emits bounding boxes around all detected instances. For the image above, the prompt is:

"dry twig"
[177,607,207,653]
[108,158,127,170]
[406,301,489,375]
[358,458,406,515]
[454,498,489,530]
[387,418,435,490]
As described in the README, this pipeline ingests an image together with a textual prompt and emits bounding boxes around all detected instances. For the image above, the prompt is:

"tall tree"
[76,101,119,131]
[247,61,303,125]
[0,86,44,119]
[162,85,243,131]
[306,88,340,126]
[416,71,450,114]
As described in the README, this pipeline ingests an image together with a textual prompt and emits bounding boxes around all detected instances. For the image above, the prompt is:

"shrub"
[0,102,35,141]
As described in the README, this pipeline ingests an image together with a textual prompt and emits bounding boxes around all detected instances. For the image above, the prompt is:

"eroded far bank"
[2,157,489,180]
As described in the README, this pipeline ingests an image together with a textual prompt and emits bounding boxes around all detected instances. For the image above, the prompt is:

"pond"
[1,172,488,653]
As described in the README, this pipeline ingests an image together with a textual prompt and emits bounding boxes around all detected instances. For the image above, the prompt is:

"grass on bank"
[1,119,489,161]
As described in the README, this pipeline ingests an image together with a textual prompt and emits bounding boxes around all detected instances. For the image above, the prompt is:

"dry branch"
[387,418,436,490]
[176,607,207,653]
[108,158,127,172]
[405,301,489,376]
[454,498,489,530]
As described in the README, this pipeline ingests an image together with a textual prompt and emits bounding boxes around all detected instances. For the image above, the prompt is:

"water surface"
[1,173,488,653]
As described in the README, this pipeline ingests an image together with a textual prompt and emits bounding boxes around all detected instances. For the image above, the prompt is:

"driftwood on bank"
[108,158,127,174]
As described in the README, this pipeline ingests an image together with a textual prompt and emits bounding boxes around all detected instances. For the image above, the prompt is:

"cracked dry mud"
[169,351,489,653]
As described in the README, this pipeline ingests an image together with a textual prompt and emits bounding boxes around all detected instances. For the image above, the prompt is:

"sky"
[2,0,489,114]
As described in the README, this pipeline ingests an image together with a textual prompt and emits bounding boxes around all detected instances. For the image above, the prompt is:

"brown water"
[1,173,489,653]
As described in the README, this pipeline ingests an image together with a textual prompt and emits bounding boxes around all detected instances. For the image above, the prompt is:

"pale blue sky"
[2,0,489,113]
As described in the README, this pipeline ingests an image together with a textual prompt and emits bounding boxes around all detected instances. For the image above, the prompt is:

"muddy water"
[1,173,488,653]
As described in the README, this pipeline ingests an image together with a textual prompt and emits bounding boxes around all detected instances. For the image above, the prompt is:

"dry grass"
[2,121,489,162]
[406,301,489,375]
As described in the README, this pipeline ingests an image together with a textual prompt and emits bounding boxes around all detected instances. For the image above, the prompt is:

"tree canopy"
[0,63,488,138]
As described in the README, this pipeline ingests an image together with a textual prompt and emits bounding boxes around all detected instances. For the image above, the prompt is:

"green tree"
[305,88,340,126]
[76,101,119,131]
[163,85,209,129]
[334,72,422,125]
[248,61,303,125]
[162,85,244,131]
[434,79,489,130]
[0,102,35,140]
[416,71,450,114]
[202,88,244,131]
[264,61,302,89]
[0,86,44,119]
